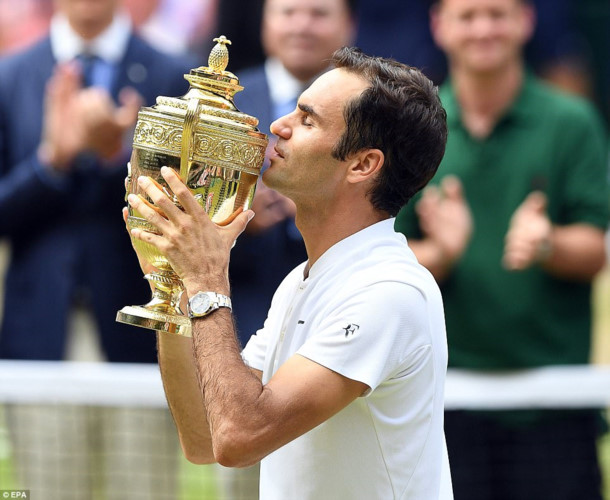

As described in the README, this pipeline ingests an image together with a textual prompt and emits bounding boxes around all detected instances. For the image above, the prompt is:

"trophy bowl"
[116,36,268,337]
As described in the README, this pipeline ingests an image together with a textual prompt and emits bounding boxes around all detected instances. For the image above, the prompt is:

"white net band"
[1,360,609,409]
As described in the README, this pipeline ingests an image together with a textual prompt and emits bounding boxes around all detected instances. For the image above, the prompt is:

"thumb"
[225,209,255,241]
[520,191,547,214]
[115,87,143,129]
[441,175,464,201]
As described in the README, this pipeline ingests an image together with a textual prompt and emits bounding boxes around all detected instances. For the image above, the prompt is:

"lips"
[274,145,285,159]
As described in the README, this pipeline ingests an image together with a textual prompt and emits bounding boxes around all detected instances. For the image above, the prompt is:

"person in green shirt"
[395,0,608,498]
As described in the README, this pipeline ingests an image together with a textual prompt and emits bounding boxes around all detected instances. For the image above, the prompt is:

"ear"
[429,3,445,50]
[346,148,385,185]
[518,2,536,45]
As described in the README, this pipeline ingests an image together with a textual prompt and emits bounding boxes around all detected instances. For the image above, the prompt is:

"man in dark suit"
[0,2,199,498]
[230,0,357,349]
[0,0,196,363]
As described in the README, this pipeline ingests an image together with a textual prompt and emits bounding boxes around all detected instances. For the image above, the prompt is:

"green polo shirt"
[396,74,609,370]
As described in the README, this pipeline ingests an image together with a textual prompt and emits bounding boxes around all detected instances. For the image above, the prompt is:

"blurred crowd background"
[0,0,608,120]
[1,0,608,362]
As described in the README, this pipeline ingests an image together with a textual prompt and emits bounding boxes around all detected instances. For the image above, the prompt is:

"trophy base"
[116,306,192,337]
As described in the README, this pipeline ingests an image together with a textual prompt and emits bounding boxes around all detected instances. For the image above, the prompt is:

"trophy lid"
[147,35,260,130]
[184,35,244,102]
[132,35,267,178]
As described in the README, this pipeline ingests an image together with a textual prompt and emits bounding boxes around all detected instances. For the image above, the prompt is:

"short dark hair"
[330,47,447,216]
[430,0,529,5]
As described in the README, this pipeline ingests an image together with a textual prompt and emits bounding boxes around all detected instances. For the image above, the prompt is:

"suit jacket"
[230,65,307,347]
[0,34,198,361]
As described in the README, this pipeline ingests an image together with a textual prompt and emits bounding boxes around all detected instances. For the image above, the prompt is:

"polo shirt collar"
[307,218,396,280]
[441,71,536,129]
[50,11,132,63]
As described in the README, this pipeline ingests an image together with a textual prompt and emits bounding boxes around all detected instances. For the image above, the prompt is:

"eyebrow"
[298,103,322,123]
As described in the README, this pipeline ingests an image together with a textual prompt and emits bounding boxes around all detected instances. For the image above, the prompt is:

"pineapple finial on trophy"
[209,35,232,73]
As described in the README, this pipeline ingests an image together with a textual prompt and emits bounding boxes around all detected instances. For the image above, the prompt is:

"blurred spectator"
[0,0,196,497]
[0,0,196,362]
[396,0,608,499]
[355,0,608,119]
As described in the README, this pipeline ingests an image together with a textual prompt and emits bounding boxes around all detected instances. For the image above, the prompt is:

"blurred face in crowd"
[55,0,119,38]
[431,0,534,75]
[262,0,355,82]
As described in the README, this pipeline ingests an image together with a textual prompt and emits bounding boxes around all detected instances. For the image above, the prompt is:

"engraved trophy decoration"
[116,36,268,337]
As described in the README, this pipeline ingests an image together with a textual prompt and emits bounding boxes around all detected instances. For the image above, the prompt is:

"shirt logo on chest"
[343,324,360,337]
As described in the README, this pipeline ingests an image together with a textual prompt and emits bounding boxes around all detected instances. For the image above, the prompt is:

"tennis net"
[0,360,608,499]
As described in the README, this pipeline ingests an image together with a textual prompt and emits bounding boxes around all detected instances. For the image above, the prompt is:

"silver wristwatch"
[187,291,232,319]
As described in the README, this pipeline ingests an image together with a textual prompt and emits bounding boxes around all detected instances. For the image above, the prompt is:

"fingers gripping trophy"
[116,36,268,337]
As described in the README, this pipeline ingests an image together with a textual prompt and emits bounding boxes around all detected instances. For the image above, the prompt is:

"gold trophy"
[116,36,268,337]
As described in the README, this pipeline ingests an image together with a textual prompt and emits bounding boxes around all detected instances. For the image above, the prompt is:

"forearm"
[541,224,606,281]
[189,309,356,469]
[190,309,270,467]
[130,167,310,467]
[156,330,215,464]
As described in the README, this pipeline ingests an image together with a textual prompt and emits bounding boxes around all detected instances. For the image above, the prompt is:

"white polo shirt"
[242,219,453,499]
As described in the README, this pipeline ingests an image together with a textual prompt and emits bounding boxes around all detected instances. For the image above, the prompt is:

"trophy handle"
[180,98,203,181]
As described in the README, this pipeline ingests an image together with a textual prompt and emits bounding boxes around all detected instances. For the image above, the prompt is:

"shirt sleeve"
[297,280,432,393]
[555,100,609,228]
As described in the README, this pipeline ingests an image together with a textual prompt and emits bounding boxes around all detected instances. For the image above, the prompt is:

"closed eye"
[301,115,313,127]
[298,103,320,128]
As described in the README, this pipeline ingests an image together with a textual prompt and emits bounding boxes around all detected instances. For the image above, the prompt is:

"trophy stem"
[144,271,184,313]
[116,271,192,337]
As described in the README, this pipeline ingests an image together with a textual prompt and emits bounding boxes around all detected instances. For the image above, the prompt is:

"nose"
[270,114,292,140]
[471,14,496,38]
[291,10,315,33]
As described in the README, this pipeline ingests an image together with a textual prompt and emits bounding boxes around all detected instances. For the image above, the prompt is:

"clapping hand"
[416,175,473,266]
[39,62,142,171]
[503,191,552,270]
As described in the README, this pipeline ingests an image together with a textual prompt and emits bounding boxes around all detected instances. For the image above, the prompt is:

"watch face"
[191,293,212,315]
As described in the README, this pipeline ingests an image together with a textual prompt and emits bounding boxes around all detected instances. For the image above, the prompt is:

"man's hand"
[79,86,142,161]
[38,63,86,172]
[122,206,158,274]
[416,175,473,266]
[127,167,254,294]
[39,63,143,171]
[503,191,553,271]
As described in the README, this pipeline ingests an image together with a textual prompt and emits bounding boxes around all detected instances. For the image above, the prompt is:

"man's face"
[263,68,369,204]
[431,0,534,74]
[262,0,355,82]
[55,0,118,31]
